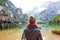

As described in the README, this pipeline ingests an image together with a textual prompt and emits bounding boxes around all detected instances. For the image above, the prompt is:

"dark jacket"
[21,27,43,40]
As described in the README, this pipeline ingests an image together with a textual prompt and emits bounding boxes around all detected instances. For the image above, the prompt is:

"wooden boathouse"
[0,14,20,29]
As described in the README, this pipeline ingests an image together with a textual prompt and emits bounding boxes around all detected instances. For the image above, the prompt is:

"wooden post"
[2,21,4,30]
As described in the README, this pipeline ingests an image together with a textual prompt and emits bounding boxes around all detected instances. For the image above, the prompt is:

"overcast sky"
[10,0,59,13]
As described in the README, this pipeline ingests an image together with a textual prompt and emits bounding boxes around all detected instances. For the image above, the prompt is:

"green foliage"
[0,0,8,2]
[0,0,7,3]
[0,0,8,5]
[19,18,27,24]
[49,14,60,24]
[53,14,60,21]
[0,0,4,3]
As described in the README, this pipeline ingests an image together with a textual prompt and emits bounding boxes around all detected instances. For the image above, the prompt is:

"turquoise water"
[20,23,60,31]
[38,24,60,31]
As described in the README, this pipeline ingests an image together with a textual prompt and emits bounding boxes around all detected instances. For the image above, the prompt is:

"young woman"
[21,16,43,40]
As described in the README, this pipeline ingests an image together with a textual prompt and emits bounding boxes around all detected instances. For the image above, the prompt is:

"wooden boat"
[52,30,60,35]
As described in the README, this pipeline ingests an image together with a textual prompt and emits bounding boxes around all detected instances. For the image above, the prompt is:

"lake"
[38,24,60,40]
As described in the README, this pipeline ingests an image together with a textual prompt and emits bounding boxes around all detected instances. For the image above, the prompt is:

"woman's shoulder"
[34,27,40,31]
[24,27,41,31]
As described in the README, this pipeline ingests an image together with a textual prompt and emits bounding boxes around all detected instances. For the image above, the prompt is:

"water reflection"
[38,24,60,40]
[40,24,60,30]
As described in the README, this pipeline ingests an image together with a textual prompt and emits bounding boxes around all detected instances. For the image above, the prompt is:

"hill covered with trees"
[49,14,60,25]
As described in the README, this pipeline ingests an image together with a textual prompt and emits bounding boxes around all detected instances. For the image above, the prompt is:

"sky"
[10,0,59,13]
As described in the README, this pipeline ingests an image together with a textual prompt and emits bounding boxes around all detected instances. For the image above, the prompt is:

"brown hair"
[29,16,36,23]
